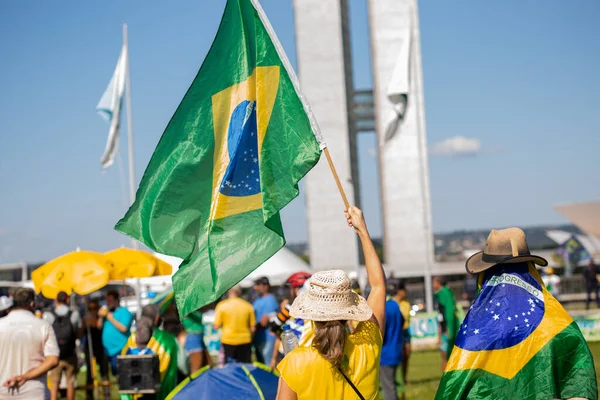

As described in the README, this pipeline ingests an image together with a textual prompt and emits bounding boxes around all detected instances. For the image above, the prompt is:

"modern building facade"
[293,0,434,308]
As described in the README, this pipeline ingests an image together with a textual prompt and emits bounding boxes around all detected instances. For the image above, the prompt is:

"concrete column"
[293,0,359,272]
[367,0,434,309]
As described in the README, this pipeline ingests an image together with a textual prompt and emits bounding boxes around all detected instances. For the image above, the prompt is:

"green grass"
[73,343,600,399]
[398,350,443,399]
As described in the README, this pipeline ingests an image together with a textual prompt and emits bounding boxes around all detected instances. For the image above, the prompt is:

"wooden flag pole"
[323,147,350,210]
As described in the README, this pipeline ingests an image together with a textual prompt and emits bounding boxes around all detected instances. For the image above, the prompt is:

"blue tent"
[166,363,279,400]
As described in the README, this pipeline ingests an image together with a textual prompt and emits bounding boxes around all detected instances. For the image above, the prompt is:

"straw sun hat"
[289,270,372,322]
[466,227,548,274]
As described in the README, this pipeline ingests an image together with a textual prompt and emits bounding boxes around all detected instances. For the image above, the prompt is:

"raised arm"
[345,206,386,332]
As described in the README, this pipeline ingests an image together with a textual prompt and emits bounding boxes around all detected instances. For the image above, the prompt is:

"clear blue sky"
[1,0,598,263]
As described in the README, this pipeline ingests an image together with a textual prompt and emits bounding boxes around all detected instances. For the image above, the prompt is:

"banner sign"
[203,319,221,356]
[409,312,439,349]
[574,314,600,342]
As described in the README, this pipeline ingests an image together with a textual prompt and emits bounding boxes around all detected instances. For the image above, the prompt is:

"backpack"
[52,310,76,359]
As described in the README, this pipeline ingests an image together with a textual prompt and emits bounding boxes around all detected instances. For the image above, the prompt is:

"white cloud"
[431,136,481,158]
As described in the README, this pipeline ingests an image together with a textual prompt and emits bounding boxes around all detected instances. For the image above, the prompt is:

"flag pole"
[123,24,142,318]
[411,5,434,313]
[323,147,350,210]
[123,23,138,250]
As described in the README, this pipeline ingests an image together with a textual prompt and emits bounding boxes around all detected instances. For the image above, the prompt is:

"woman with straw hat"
[276,206,386,400]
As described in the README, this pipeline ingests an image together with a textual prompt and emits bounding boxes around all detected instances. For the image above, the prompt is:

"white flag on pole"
[384,24,411,142]
[97,45,127,169]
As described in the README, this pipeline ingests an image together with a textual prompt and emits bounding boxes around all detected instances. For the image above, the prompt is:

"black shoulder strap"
[338,367,365,400]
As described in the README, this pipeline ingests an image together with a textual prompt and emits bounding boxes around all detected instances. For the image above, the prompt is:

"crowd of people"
[0,263,327,399]
[0,288,137,400]
[0,206,597,400]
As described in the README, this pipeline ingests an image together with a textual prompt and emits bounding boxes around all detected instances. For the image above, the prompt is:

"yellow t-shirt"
[277,321,382,400]
[213,297,256,345]
[399,300,411,331]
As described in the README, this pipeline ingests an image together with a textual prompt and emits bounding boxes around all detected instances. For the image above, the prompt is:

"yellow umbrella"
[105,248,173,280]
[32,250,111,299]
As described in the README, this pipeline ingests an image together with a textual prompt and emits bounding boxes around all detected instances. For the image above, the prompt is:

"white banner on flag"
[97,45,127,169]
[384,24,411,142]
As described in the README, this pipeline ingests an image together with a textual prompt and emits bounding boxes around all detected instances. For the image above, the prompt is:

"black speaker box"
[117,355,161,394]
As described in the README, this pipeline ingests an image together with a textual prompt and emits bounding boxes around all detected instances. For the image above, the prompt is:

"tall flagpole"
[123,24,142,317]
[412,4,434,313]
[123,24,138,250]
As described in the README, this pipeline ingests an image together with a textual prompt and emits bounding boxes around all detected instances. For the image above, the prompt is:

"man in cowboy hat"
[436,228,597,400]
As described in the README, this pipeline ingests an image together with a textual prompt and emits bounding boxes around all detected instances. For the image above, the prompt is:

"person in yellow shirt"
[213,286,256,364]
[277,206,386,400]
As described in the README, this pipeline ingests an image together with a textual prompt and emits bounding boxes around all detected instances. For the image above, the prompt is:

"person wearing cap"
[0,288,59,400]
[435,228,597,400]
[121,305,179,400]
[268,271,312,369]
[252,276,279,365]
[213,286,256,364]
[276,206,386,399]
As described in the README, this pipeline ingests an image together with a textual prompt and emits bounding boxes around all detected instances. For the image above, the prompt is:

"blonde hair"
[312,320,347,369]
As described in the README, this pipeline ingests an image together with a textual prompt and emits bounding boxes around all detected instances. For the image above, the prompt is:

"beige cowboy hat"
[466,227,548,274]
[289,270,372,322]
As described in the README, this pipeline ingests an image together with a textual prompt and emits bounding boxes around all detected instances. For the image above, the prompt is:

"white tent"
[554,201,600,238]
[153,253,183,275]
[240,247,310,288]
[153,247,311,288]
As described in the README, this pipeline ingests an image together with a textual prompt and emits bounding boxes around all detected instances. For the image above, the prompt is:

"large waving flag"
[97,44,127,169]
[553,234,591,269]
[436,263,597,399]
[115,0,323,317]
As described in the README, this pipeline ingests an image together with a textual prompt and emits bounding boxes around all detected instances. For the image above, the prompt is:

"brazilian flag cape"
[436,263,597,399]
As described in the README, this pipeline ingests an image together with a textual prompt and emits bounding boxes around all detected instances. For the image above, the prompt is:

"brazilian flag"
[553,235,591,269]
[115,0,323,317]
[436,263,597,399]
